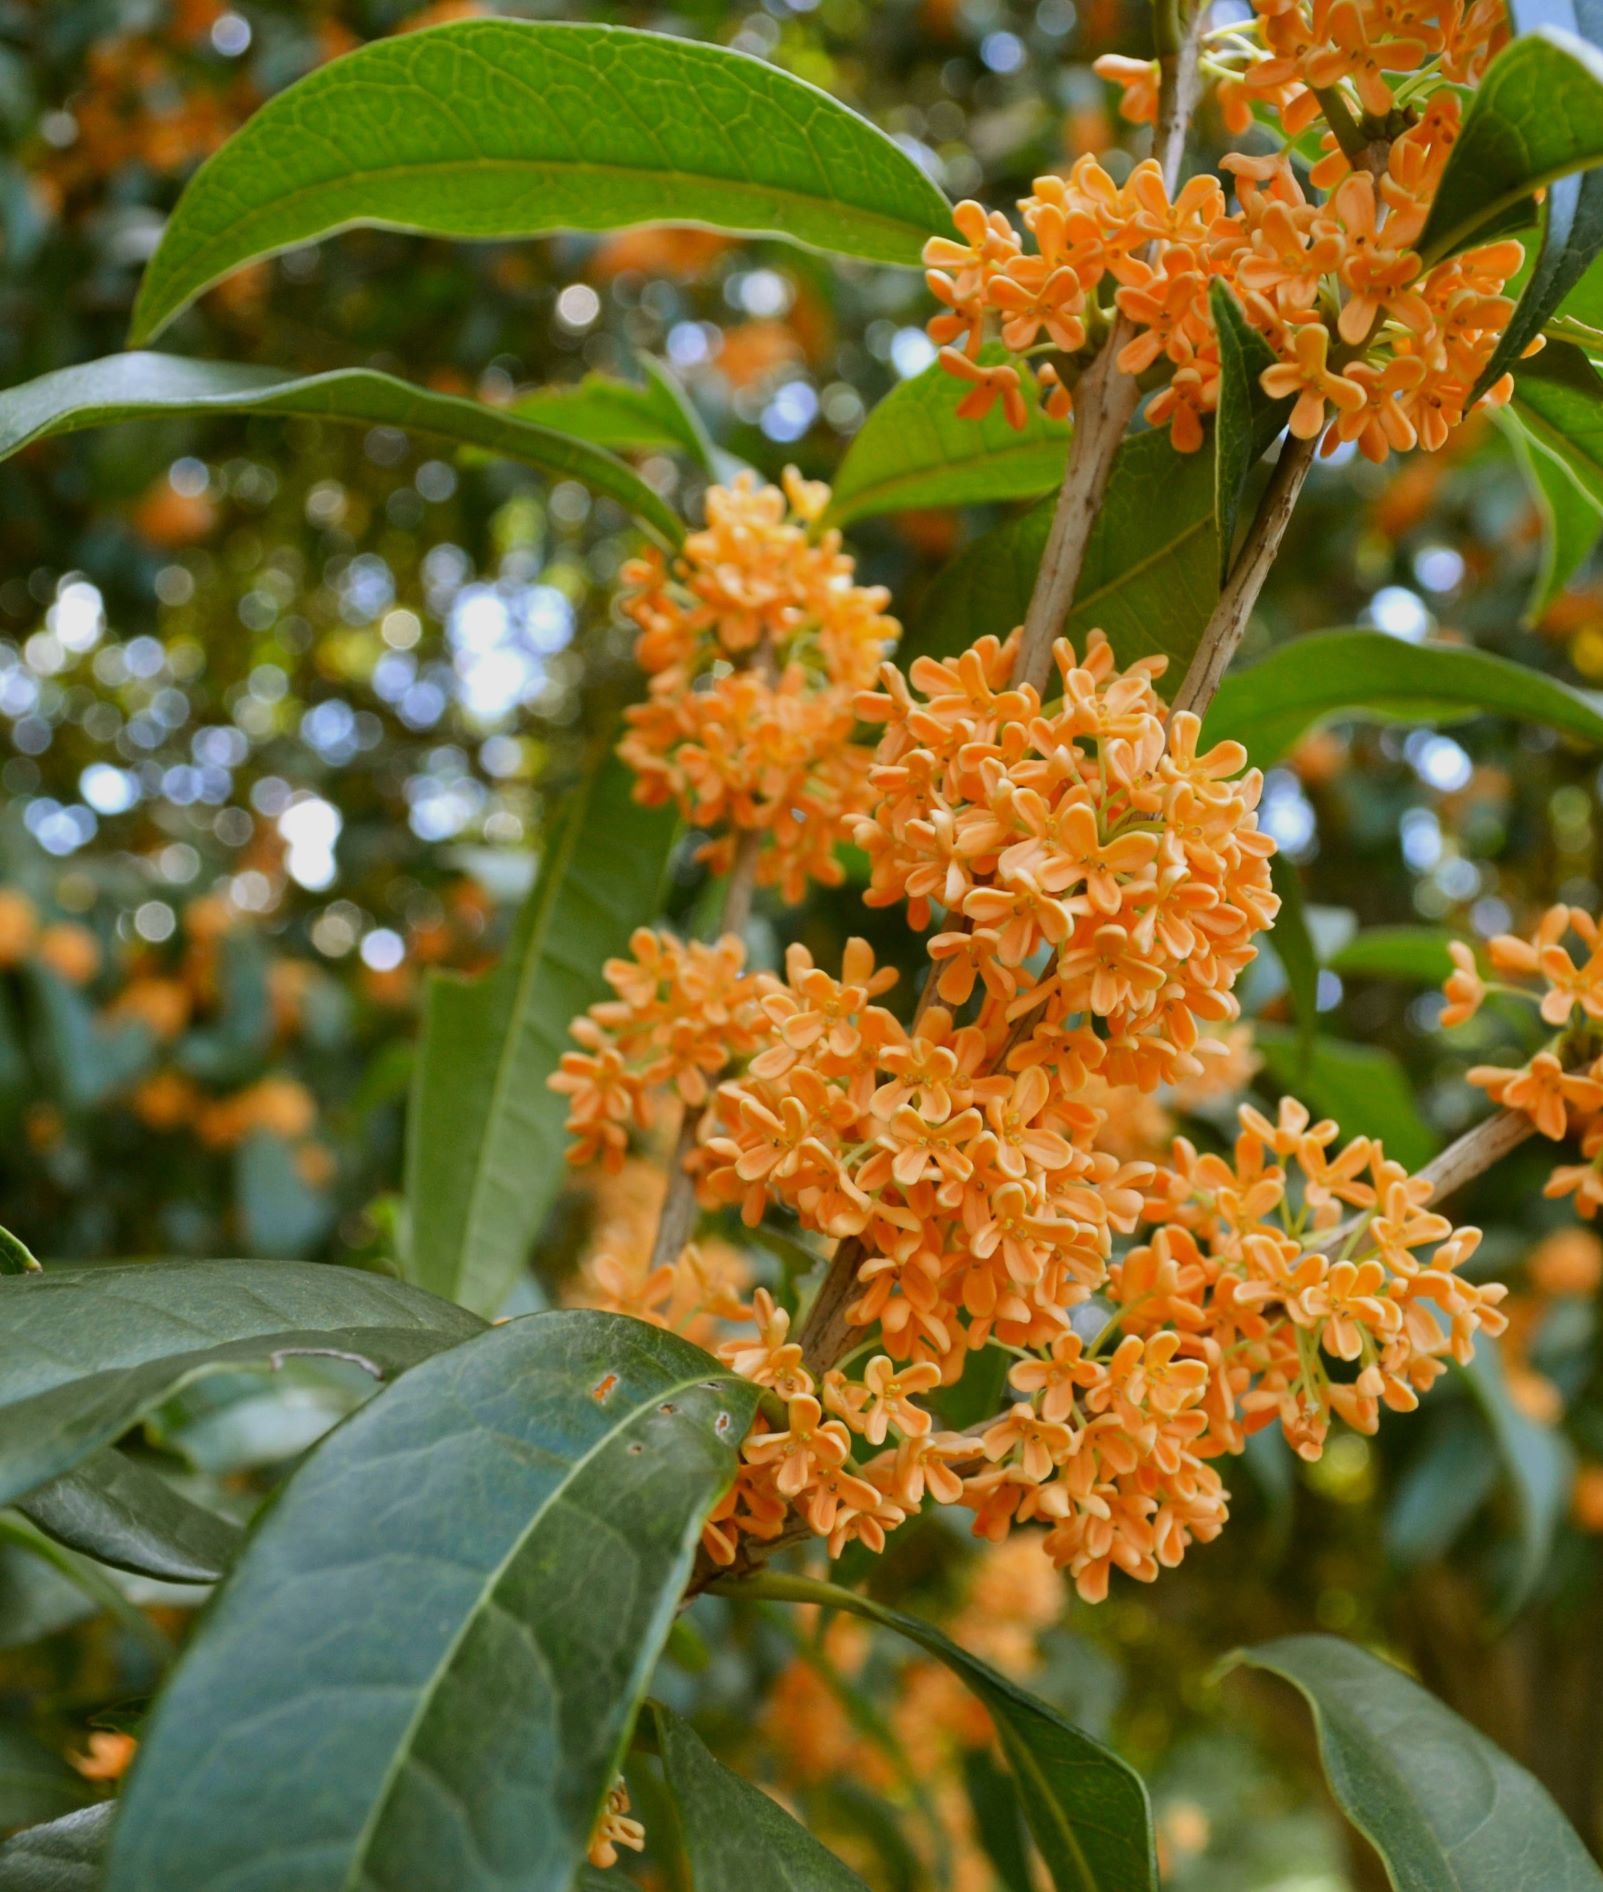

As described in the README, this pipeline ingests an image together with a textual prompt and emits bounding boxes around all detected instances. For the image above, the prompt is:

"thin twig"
[1009,14,1202,695]
[796,8,1204,1376]
[1414,1107,1536,1207]
[1172,430,1318,718]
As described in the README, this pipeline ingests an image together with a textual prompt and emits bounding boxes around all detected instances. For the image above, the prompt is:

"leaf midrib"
[1,362,681,546]
[1421,38,1603,265]
[138,155,930,336]
[1515,389,1603,498]
[340,1361,743,1892]
[830,431,1068,521]
[451,743,592,1311]
[1072,510,1213,625]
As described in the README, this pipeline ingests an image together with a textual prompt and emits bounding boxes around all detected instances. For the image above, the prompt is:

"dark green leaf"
[0,1726,91,1832]
[17,1451,241,1586]
[403,741,676,1317]
[26,969,153,1114]
[0,1223,38,1275]
[1267,853,1318,1072]
[0,1540,96,1653]
[908,428,1219,680]
[0,1804,115,1891]
[826,353,1067,525]
[130,20,950,343]
[1254,1025,1435,1170]
[1211,279,1293,579]
[0,352,683,547]
[1386,1403,1499,1569]
[1230,1635,1603,1889]
[1326,926,1458,984]
[234,1130,335,1260]
[1499,406,1603,618]
[962,1747,1034,1892]
[0,1259,483,1510]
[1205,628,1603,761]
[1473,0,1603,392]
[106,1313,757,1892]
[1418,27,1603,267]
[1500,408,1603,618]
[655,1704,868,1889]
[1464,1336,1571,1615]
[504,358,714,472]
[1512,339,1603,510]
[1555,246,1603,331]
[721,1575,1157,1892]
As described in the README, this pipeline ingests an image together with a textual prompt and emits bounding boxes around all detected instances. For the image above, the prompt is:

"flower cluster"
[555,627,1502,1602]
[1437,907,1603,1215]
[550,928,776,1171]
[617,471,899,901]
[927,0,1521,460]
[855,629,1278,1091]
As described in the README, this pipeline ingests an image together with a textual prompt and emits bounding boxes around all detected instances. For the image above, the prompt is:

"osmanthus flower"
[854,629,1278,1093]
[616,469,899,901]
[1436,905,1603,1214]
[587,1777,645,1870]
[549,927,778,1169]
[554,626,1499,1602]
[927,0,1523,463]
[558,1157,756,1354]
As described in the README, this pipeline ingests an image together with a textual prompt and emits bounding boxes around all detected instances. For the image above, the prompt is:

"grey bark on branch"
[1009,12,1203,697]
[1172,429,1319,719]
[796,6,1206,1377]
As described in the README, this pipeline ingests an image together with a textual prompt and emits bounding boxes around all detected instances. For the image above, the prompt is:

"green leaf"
[130,20,950,343]
[1254,1025,1435,1171]
[403,741,676,1317]
[505,357,715,472]
[0,1223,38,1275]
[1498,407,1603,619]
[0,1804,115,1891]
[1386,1403,1499,1569]
[720,1574,1157,1892]
[825,353,1068,525]
[0,352,683,548]
[1555,244,1603,331]
[1464,1336,1571,1615]
[1211,280,1293,579]
[235,1129,335,1260]
[1267,853,1319,1072]
[1472,0,1603,392]
[0,1258,483,1510]
[26,969,153,1114]
[0,1538,96,1652]
[1205,628,1603,761]
[908,428,1219,680]
[1229,1634,1603,1890]
[1417,27,1603,267]
[1326,926,1458,984]
[1512,339,1603,511]
[105,1311,760,1892]
[654,1703,869,1889]
[0,1726,91,1832]
[962,1747,1035,1892]
[17,1451,241,1586]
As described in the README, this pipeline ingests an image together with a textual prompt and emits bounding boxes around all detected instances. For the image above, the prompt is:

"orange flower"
[1260,322,1367,439]
[1469,1053,1603,1142]
[617,472,898,901]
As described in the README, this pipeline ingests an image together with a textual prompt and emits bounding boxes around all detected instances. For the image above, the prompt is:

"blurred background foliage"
[3,1,1603,1887]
